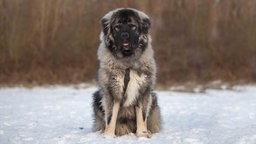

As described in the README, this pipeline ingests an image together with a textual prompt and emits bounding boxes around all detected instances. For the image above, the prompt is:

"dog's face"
[101,8,151,59]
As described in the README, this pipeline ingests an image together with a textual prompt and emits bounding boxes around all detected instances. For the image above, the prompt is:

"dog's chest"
[122,69,146,107]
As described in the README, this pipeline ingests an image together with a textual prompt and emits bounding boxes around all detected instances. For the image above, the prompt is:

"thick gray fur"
[92,8,161,136]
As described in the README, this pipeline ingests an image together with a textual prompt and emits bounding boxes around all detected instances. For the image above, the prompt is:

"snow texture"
[0,85,256,144]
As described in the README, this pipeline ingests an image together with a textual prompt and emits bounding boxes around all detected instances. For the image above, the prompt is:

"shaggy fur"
[92,8,161,137]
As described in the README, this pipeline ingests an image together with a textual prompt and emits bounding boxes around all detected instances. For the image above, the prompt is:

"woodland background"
[1,0,256,85]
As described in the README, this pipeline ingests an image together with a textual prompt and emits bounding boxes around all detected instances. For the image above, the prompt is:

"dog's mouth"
[122,42,129,47]
[121,42,133,56]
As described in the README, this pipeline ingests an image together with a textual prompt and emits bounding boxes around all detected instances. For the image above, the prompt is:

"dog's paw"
[103,134,116,139]
[103,129,116,138]
[136,130,152,138]
[103,132,116,138]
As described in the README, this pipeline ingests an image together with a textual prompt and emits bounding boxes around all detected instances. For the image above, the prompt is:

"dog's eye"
[114,26,120,31]
[131,25,137,31]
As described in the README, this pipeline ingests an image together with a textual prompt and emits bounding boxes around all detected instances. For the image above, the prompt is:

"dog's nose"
[121,32,129,39]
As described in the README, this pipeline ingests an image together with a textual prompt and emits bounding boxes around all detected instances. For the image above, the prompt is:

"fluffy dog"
[92,8,161,138]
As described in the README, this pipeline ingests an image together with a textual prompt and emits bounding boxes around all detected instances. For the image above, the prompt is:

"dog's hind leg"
[147,93,161,134]
[92,91,105,132]
[104,101,120,137]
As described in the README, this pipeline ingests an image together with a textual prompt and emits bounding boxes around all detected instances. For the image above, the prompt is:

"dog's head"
[101,8,151,59]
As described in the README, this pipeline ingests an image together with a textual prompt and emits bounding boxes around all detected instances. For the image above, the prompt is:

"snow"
[0,85,256,144]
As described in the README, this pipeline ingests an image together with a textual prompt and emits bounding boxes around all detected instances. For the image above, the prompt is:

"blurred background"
[1,0,256,86]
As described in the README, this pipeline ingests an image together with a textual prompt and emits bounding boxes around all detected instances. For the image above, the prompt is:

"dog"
[92,8,161,138]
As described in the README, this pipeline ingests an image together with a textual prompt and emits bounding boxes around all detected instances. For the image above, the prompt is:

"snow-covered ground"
[0,84,256,144]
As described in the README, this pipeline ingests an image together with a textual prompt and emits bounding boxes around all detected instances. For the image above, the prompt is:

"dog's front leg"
[136,102,152,138]
[104,101,120,137]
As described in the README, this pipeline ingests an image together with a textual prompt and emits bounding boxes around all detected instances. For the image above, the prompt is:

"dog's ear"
[101,18,109,35]
[101,18,114,48]
[141,18,151,34]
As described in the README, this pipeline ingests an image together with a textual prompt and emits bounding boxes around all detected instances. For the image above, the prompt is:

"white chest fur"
[123,70,146,107]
